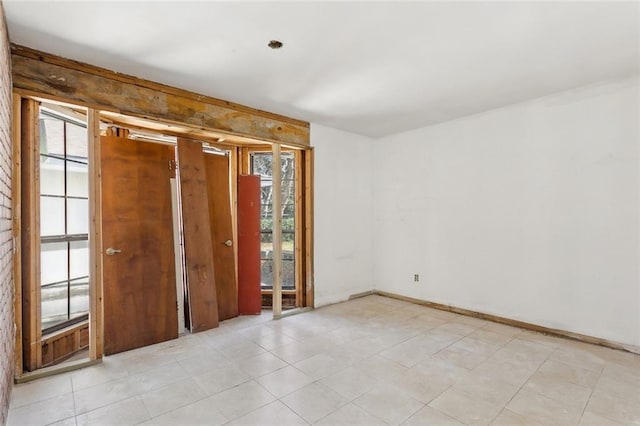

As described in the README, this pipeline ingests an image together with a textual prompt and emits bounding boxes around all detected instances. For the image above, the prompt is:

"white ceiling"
[4,1,640,138]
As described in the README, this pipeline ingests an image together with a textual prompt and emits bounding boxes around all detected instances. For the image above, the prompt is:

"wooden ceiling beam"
[11,44,310,147]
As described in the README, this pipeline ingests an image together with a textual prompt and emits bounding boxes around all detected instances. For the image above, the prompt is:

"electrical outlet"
[414,274,420,282]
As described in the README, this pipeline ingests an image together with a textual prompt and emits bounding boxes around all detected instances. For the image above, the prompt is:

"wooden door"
[176,138,219,332]
[204,153,238,321]
[101,136,178,355]
[237,175,262,315]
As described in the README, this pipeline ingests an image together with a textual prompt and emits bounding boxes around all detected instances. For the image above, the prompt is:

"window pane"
[40,156,65,196]
[40,117,64,157]
[66,122,88,158]
[40,196,65,236]
[67,198,88,234]
[252,154,272,177]
[70,240,89,280]
[69,277,89,317]
[41,282,68,330]
[67,161,88,198]
[282,260,295,289]
[41,242,68,285]
[260,259,273,287]
[261,241,273,259]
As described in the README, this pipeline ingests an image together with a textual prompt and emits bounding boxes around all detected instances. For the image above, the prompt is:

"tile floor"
[7,295,640,425]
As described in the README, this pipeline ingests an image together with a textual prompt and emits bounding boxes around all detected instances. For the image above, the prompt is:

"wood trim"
[12,93,23,377]
[304,148,314,308]
[20,98,41,371]
[271,144,282,318]
[11,45,310,147]
[374,291,640,355]
[87,109,103,360]
[177,137,219,331]
[294,150,303,307]
[15,358,101,384]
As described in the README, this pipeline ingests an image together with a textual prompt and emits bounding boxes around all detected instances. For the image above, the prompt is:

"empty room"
[0,1,638,425]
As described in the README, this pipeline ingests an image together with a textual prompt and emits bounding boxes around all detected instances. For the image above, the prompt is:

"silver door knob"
[224,240,233,247]
[105,248,121,256]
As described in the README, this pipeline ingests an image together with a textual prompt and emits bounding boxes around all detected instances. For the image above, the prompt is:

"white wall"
[373,77,640,348]
[312,124,374,306]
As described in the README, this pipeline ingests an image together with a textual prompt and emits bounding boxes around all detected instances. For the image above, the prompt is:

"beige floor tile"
[147,396,227,426]
[389,368,452,404]
[403,405,465,425]
[207,380,276,421]
[76,396,149,426]
[536,359,601,388]
[192,362,251,395]
[592,376,640,404]
[131,361,189,393]
[227,401,307,426]
[9,296,639,426]
[472,358,537,387]
[256,365,315,398]
[490,408,543,426]
[176,350,231,376]
[139,377,207,417]
[7,393,75,426]
[235,351,289,378]
[270,342,322,364]
[452,336,502,357]
[432,344,491,370]
[354,383,424,425]
[550,345,606,373]
[316,403,386,426]
[70,358,130,391]
[468,329,513,347]
[579,411,624,426]
[586,384,640,424]
[380,335,448,368]
[121,350,176,375]
[293,353,347,380]
[600,361,640,388]
[507,389,583,425]
[73,375,141,415]
[412,355,471,384]
[319,366,378,400]
[10,373,73,409]
[429,386,503,425]
[523,372,592,410]
[281,382,348,423]
[47,417,77,426]
[217,340,268,361]
[433,322,478,337]
[450,372,520,406]
[356,354,410,383]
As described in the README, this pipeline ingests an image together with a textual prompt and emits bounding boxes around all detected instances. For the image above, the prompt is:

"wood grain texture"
[101,136,178,355]
[11,45,310,147]
[87,109,103,360]
[204,153,238,321]
[177,138,219,331]
[20,98,41,371]
[12,93,23,376]
[303,149,315,308]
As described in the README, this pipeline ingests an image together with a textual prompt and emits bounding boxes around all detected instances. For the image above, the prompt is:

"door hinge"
[168,160,177,171]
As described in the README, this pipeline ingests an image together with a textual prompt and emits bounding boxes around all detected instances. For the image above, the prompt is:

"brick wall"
[0,2,13,424]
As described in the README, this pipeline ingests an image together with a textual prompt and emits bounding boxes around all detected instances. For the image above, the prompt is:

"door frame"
[12,93,314,379]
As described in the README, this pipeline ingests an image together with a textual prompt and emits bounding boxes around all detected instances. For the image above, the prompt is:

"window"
[39,109,89,334]
[251,152,296,291]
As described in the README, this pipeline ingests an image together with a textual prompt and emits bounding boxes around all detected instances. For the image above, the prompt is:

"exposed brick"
[0,3,13,425]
